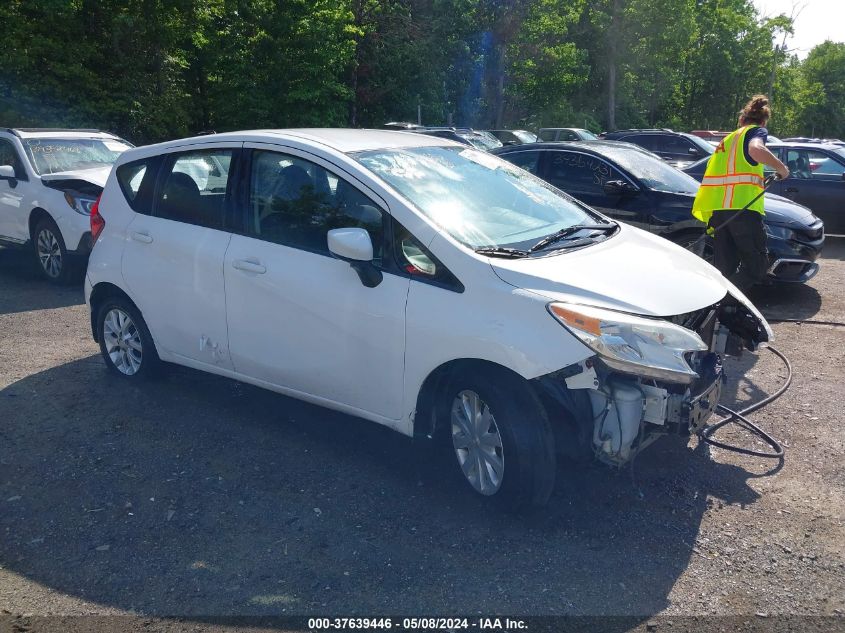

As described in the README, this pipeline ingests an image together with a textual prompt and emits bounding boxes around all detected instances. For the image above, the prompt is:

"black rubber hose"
[697,345,791,459]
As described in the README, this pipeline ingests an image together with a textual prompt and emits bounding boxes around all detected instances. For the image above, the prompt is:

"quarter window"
[116,158,157,214]
[155,149,233,229]
[248,150,385,262]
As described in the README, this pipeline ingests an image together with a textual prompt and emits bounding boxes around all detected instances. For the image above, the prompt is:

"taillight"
[90,195,105,244]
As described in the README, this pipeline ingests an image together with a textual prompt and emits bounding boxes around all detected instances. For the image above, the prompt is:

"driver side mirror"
[0,164,17,187]
[603,179,637,196]
[327,227,382,288]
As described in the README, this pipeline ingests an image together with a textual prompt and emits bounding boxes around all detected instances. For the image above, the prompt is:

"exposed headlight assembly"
[765,223,796,240]
[64,191,98,216]
[548,302,708,384]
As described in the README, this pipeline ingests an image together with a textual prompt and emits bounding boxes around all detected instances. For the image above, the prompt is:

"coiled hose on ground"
[698,345,791,459]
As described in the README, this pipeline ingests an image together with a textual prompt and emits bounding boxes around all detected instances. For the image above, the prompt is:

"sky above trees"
[752,0,845,58]
[1,1,843,143]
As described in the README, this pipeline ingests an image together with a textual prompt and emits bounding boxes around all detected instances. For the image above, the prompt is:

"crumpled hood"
[40,166,111,188]
[764,194,817,226]
[490,223,757,319]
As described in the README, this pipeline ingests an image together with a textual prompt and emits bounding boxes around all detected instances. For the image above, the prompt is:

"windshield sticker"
[104,141,130,152]
[458,148,503,171]
[27,142,83,154]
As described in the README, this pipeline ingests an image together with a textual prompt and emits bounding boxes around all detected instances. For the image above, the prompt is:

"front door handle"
[131,231,153,244]
[232,259,266,274]
[785,187,799,193]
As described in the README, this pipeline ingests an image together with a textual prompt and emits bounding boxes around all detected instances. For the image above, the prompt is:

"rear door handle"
[232,259,266,274]
[785,187,799,193]
[131,231,153,244]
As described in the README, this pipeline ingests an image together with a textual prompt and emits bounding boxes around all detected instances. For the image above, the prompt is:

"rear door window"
[505,150,541,174]
[626,134,662,152]
[155,149,234,230]
[545,151,626,196]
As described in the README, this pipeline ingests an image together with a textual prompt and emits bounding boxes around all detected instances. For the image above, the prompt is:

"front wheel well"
[88,283,140,343]
[412,359,536,441]
[29,207,54,239]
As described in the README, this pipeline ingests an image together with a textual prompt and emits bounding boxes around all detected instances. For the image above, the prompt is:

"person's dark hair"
[740,94,771,125]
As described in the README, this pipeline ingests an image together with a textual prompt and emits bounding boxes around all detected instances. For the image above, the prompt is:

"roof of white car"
[144,128,459,154]
[6,128,123,140]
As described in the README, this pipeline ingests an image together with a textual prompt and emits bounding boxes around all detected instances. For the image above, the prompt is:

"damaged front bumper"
[538,291,763,467]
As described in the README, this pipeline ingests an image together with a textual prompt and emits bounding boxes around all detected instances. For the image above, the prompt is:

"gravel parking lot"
[0,241,843,631]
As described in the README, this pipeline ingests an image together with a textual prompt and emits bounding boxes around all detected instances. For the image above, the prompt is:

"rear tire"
[33,217,72,283]
[441,368,556,512]
[96,296,161,379]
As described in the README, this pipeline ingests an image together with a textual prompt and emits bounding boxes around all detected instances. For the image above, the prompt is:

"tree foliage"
[0,0,841,142]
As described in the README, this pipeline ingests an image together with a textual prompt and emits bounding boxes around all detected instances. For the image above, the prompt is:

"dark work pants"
[709,209,768,291]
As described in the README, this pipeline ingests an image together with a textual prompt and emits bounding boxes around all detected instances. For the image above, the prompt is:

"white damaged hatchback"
[85,129,772,510]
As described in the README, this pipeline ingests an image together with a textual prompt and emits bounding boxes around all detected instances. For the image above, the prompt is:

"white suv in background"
[0,128,132,282]
[85,129,771,510]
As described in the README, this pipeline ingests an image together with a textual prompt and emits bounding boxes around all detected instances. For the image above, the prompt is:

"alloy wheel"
[102,308,143,376]
[451,389,505,495]
[37,228,62,278]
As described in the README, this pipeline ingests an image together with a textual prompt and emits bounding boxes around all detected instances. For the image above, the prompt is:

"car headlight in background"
[765,223,796,240]
[548,302,708,384]
[64,191,98,216]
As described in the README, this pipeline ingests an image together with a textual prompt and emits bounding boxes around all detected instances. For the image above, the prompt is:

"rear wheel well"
[89,283,139,343]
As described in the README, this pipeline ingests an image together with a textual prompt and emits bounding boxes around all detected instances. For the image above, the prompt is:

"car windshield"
[355,146,605,250]
[23,137,132,175]
[577,129,598,140]
[514,130,538,143]
[599,144,701,194]
[831,147,845,162]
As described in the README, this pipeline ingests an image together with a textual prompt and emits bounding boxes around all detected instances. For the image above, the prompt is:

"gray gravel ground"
[0,239,843,633]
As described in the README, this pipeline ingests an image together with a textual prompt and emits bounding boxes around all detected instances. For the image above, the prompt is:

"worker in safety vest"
[692,95,790,290]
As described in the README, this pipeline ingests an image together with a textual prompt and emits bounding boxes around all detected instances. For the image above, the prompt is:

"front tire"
[33,217,71,283]
[442,369,556,511]
[96,297,161,379]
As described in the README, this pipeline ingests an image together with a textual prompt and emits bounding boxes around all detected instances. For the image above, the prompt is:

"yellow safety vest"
[692,125,765,226]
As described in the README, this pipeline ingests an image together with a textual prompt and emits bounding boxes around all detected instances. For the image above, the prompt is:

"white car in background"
[85,129,772,510]
[0,128,133,282]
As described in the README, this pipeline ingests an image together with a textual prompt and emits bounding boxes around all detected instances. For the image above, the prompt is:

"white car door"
[224,144,410,421]
[121,143,238,371]
[0,138,31,242]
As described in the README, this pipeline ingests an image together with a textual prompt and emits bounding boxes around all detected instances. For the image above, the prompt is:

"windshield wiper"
[528,223,617,253]
[474,246,530,258]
